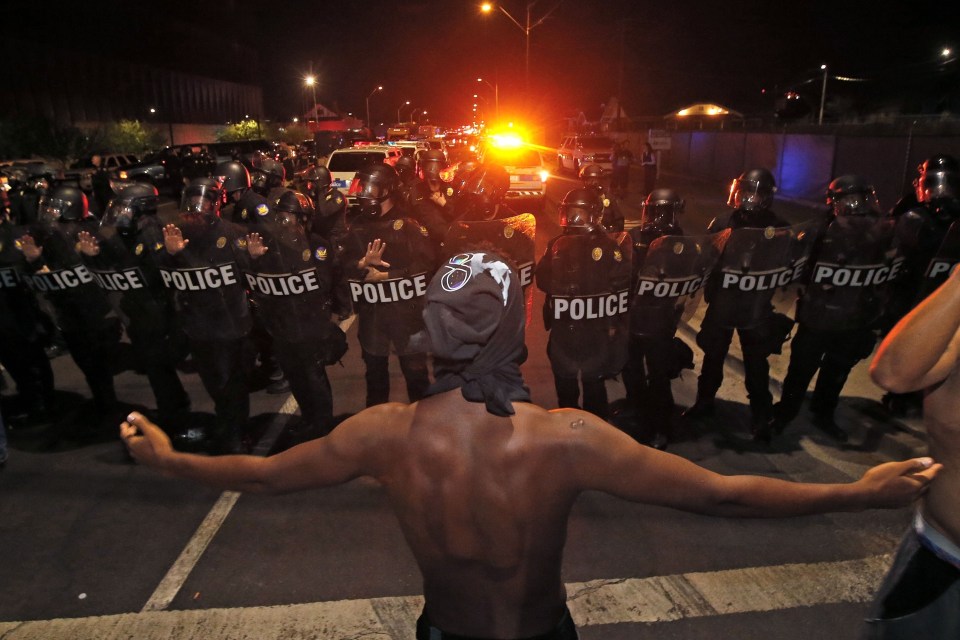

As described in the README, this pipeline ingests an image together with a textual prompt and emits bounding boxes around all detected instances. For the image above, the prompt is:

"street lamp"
[397,100,410,123]
[476,78,499,117]
[818,64,828,125]
[366,85,383,129]
[304,74,317,121]
[481,2,561,94]
[411,108,427,123]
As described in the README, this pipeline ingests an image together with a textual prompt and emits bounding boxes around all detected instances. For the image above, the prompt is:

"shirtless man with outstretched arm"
[123,250,939,640]
[867,262,960,637]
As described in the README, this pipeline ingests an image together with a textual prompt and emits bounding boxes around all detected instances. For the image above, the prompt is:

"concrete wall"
[662,130,960,209]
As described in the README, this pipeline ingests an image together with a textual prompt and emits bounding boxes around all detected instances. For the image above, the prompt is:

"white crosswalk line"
[1,555,891,639]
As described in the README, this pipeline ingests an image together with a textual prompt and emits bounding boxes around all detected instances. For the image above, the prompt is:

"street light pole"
[305,73,318,121]
[397,100,410,123]
[481,2,562,97]
[818,64,828,125]
[477,78,499,118]
[365,85,382,131]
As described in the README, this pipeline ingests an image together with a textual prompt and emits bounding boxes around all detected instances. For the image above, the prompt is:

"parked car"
[64,153,138,190]
[557,135,615,174]
[480,145,549,203]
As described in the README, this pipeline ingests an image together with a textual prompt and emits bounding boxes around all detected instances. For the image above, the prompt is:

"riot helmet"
[251,157,285,195]
[579,163,606,189]
[825,175,880,217]
[39,184,89,225]
[558,188,602,230]
[103,182,159,234]
[274,190,315,228]
[641,188,685,226]
[306,165,332,193]
[727,168,776,211]
[355,162,398,218]
[918,154,959,176]
[457,164,509,220]
[916,170,960,205]
[395,156,417,183]
[452,159,480,195]
[418,149,448,183]
[180,177,223,219]
[215,161,251,199]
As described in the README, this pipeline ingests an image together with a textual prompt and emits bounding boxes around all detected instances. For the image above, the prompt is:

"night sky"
[11,0,957,125]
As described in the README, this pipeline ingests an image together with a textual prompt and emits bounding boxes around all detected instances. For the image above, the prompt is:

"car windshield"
[70,157,96,169]
[328,152,387,172]
[487,148,542,166]
[580,137,614,148]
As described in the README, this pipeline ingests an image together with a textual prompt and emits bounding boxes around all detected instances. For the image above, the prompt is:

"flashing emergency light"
[490,132,523,149]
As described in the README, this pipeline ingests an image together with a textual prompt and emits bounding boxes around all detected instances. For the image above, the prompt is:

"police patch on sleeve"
[256,204,270,217]
[393,219,404,231]
[591,247,603,261]
[216,236,227,249]
[503,226,514,239]
[135,243,144,255]
[315,246,328,261]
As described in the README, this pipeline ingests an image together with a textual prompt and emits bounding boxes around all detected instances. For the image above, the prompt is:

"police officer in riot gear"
[536,188,632,419]
[882,158,960,417]
[394,155,419,207]
[622,189,687,448]
[890,154,959,218]
[408,149,453,244]
[765,176,898,442]
[243,190,344,439]
[684,168,791,436]
[343,162,435,406]
[580,163,624,233]
[75,182,192,432]
[18,184,121,431]
[161,178,253,454]
[304,164,351,319]
[0,211,55,424]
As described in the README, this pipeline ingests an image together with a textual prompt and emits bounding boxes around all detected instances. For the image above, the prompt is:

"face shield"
[727,178,772,211]
[38,196,64,226]
[831,190,879,217]
[642,199,683,226]
[559,204,597,229]
[179,184,221,218]
[356,179,390,217]
[102,201,137,232]
[916,171,959,204]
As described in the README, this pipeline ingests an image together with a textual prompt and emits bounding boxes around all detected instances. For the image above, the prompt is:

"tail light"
[539,170,549,182]
[348,176,360,194]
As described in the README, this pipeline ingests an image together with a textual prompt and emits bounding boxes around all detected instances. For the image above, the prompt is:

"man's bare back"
[123,250,939,639]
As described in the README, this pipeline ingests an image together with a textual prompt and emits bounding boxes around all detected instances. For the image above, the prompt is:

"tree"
[216,119,262,142]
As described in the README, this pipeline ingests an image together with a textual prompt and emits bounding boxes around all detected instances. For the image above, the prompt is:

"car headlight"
[118,170,129,179]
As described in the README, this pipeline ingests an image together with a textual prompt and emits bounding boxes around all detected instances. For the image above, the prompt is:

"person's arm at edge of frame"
[120,408,396,494]
[561,409,940,518]
[870,264,960,393]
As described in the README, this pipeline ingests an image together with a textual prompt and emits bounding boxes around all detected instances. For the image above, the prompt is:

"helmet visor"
[39,197,65,224]
[918,171,959,203]
[357,180,387,200]
[559,205,595,227]
[642,200,679,224]
[729,178,771,210]
[180,184,221,215]
[832,191,878,216]
[103,202,136,229]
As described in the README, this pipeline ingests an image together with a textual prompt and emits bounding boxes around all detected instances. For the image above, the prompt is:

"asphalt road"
[0,168,928,639]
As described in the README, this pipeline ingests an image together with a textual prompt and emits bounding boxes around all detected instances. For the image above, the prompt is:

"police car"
[325,145,402,204]
[479,133,549,201]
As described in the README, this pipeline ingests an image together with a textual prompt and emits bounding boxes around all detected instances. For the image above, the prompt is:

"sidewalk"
[618,168,927,461]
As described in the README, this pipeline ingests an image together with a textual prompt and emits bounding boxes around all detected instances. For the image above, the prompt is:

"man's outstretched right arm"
[871,265,960,393]
[120,410,396,494]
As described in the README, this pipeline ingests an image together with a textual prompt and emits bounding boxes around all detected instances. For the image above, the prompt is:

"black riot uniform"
[620,189,695,448]
[408,149,454,244]
[684,169,799,435]
[242,191,344,437]
[305,165,352,318]
[78,182,191,428]
[0,217,55,421]
[20,185,120,426]
[394,155,419,207]
[580,163,624,233]
[767,176,902,442]
[881,163,960,417]
[218,160,289,393]
[342,163,435,406]
[536,188,632,419]
[159,178,252,454]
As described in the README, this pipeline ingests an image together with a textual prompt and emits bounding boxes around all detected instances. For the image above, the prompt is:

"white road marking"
[140,394,300,612]
[3,555,891,639]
